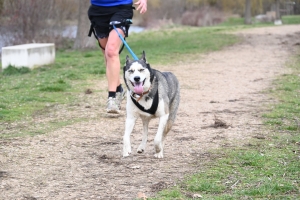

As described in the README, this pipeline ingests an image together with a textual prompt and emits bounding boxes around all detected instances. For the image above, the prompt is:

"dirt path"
[1,25,300,200]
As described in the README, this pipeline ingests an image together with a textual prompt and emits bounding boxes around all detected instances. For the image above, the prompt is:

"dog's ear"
[125,55,131,65]
[141,51,147,63]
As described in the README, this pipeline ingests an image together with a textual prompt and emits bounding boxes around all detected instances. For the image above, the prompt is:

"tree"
[0,0,4,15]
[275,0,280,20]
[73,0,95,49]
[1,0,78,47]
[244,0,252,24]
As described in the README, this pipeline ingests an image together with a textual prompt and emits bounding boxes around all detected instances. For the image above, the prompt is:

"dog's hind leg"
[162,119,174,147]
[154,114,169,158]
[123,117,136,157]
[137,117,150,154]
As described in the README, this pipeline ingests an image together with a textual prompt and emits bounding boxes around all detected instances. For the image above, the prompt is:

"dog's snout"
[134,76,140,82]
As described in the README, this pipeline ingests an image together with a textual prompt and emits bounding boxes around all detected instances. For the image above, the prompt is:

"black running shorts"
[88,4,134,39]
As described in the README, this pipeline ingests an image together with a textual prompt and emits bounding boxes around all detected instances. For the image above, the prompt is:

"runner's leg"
[104,28,124,92]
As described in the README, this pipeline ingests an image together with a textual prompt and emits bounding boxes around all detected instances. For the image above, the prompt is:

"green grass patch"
[153,146,299,199]
[2,65,31,76]
[263,70,300,131]
[151,53,300,199]
[282,15,300,24]
[39,78,70,92]
[0,50,106,122]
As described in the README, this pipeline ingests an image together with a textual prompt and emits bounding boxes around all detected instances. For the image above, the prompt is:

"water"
[129,26,145,34]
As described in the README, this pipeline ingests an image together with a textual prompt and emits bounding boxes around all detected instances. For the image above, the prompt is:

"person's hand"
[135,0,147,14]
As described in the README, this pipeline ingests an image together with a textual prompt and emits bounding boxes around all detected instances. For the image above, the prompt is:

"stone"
[1,43,55,69]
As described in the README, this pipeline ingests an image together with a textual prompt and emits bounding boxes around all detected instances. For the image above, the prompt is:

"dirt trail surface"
[1,25,300,199]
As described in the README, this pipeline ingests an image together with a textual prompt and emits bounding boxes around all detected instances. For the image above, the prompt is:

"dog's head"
[123,51,154,95]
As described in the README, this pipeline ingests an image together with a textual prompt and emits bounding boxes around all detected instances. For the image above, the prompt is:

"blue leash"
[112,24,139,60]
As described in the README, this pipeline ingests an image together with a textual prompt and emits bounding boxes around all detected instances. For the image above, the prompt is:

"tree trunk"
[244,0,252,24]
[275,0,281,20]
[0,0,4,15]
[73,0,95,49]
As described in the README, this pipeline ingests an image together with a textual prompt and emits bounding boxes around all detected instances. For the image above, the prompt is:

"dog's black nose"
[134,76,140,82]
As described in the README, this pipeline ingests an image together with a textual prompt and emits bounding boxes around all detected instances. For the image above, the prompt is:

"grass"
[0,50,106,122]
[150,54,300,199]
[282,15,300,24]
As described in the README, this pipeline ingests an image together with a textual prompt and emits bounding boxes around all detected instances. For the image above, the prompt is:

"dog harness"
[130,90,159,115]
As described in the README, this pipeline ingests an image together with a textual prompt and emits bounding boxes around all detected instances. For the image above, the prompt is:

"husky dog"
[123,51,180,158]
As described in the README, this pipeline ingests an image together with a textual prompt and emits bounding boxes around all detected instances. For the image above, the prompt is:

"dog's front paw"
[123,151,131,157]
[137,144,146,154]
[123,145,132,157]
[154,152,163,158]
[137,148,144,154]
[154,142,164,158]
[123,149,131,157]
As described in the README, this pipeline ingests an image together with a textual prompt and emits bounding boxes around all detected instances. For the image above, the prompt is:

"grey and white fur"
[123,51,180,158]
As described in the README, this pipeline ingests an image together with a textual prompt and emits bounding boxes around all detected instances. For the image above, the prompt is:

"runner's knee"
[105,45,119,59]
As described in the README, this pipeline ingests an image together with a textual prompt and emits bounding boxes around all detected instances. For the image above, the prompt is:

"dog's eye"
[128,69,134,73]
[138,69,144,72]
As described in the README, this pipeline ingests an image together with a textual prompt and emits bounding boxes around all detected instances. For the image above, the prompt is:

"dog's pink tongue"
[134,82,143,94]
